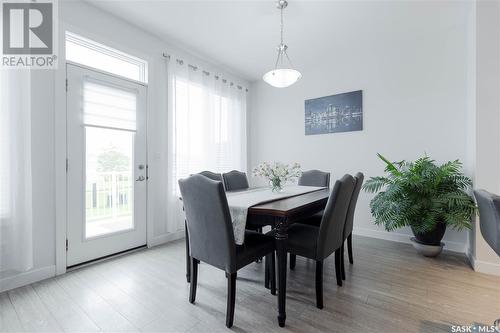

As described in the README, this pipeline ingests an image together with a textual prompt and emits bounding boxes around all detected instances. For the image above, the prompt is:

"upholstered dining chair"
[294,173,364,280]
[474,189,500,256]
[184,171,223,282]
[222,170,264,236]
[290,169,331,269]
[223,170,249,192]
[199,170,223,182]
[269,174,355,309]
[340,172,364,279]
[298,169,331,188]
[178,174,276,328]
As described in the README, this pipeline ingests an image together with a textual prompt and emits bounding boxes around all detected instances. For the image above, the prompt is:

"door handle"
[136,175,145,182]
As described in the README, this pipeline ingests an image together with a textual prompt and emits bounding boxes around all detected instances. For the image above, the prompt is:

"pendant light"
[262,0,302,88]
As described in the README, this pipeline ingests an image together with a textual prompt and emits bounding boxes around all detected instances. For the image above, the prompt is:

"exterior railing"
[85,171,133,221]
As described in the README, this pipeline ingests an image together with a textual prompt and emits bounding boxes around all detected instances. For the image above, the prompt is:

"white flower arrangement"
[252,162,302,192]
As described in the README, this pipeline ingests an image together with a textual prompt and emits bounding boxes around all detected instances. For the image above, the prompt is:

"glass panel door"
[66,63,147,266]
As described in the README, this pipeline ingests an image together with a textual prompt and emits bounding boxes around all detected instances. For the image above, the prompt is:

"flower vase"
[270,178,283,192]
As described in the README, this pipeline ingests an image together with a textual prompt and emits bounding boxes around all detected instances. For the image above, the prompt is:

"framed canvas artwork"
[305,90,363,135]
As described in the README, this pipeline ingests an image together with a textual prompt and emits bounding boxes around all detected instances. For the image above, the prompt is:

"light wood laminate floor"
[1,236,499,333]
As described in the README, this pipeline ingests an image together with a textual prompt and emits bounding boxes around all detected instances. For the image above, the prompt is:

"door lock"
[136,175,145,182]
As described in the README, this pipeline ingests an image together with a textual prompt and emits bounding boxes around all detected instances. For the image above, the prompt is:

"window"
[82,79,138,238]
[171,75,246,194]
[0,70,33,271]
[65,31,148,83]
[0,79,9,218]
[0,70,31,221]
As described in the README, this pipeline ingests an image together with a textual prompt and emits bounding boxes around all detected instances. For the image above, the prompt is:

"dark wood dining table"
[247,188,330,327]
[183,188,330,327]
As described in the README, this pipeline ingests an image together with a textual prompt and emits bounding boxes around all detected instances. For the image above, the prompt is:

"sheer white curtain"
[165,59,247,232]
[0,70,33,272]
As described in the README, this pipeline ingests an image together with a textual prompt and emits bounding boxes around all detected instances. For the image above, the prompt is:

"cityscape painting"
[305,90,363,135]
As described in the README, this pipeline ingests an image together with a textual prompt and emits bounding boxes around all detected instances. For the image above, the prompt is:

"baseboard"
[0,265,56,293]
[148,230,185,247]
[466,251,500,276]
[353,227,467,253]
[473,259,500,276]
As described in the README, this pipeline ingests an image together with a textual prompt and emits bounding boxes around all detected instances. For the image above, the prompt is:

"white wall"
[1,0,248,291]
[249,1,473,252]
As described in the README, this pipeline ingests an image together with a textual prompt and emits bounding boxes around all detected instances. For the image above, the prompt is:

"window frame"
[65,31,148,84]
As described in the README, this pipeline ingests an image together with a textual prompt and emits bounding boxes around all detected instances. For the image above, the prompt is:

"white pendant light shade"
[263,68,302,88]
[263,0,302,88]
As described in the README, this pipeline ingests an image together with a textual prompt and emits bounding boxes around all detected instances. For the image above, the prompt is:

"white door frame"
[66,62,148,266]
[54,23,155,275]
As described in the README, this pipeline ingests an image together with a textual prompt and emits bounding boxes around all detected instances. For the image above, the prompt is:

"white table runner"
[226,185,325,245]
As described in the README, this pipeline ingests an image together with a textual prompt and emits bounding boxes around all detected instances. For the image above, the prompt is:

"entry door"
[66,63,147,266]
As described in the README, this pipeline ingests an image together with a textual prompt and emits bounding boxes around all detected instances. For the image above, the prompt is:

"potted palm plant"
[363,154,476,257]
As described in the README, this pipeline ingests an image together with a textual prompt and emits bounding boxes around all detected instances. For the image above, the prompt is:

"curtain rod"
[162,52,248,92]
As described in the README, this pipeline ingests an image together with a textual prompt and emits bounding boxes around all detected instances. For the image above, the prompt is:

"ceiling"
[87,0,469,82]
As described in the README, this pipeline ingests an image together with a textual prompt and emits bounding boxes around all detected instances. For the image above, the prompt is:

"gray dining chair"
[298,169,331,187]
[184,171,223,282]
[340,172,364,279]
[473,189,500,256]
[223,170,249,192]
[290,169,331,269]
[295,172,364,279]
[268,174,355,309]
[178,174,276,328]
[222,170,263,236]
[199,170,223,182]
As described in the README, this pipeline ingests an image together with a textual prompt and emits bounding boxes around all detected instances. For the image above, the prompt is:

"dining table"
[183,186,330,327]
[245,187,330,327]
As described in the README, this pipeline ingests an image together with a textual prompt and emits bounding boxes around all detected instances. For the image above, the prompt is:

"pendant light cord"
[280,5,284,45]
[274,1,291,70]
[275,3,284,68]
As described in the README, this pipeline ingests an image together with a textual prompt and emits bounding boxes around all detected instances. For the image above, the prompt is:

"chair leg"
[189,258,198,303]
[270,252,276,295]
[341,241,346,281]
[226,272,237,328]
[334,250,342,287]
[185,221,190,283]
[290,254,296,270]
[265,254,270,289]
[255,227,263,263]
[347,233,354,264]
[315,260,324,309]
